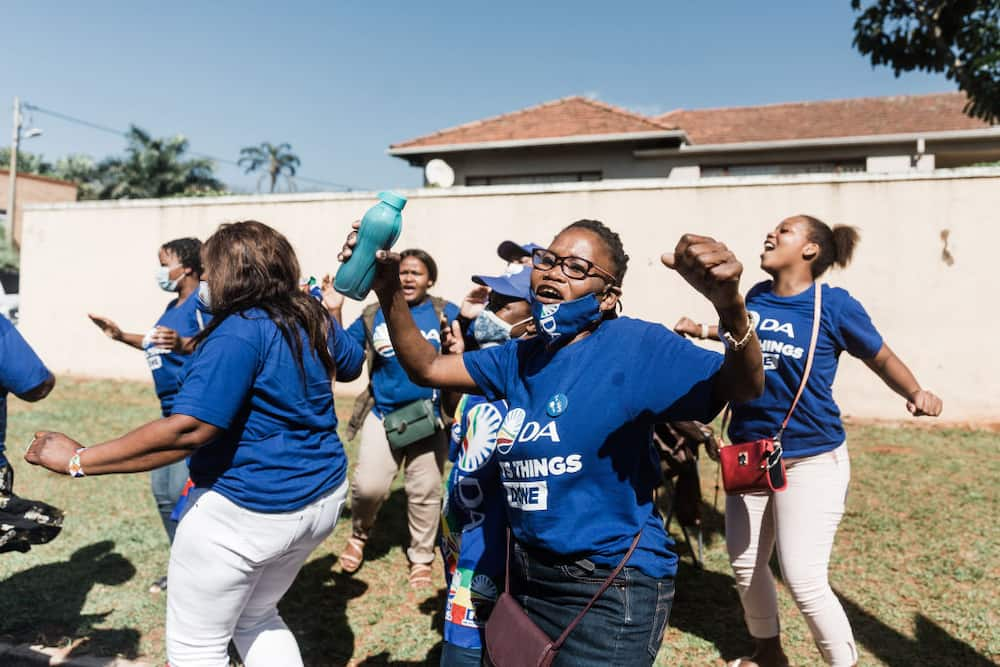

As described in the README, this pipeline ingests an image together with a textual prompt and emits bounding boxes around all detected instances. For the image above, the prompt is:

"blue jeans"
[151,459,189,544]
[511,542,674,666]
[440,641,482,667]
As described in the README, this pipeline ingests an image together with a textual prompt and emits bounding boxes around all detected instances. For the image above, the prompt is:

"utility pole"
[5,96,21,253]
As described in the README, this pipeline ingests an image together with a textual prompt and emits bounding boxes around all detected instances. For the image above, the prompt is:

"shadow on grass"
[360,487,411,563]
[280,555,369,667]
[838,588,994,666]
[0,540,140,659]
[668,559,748,661]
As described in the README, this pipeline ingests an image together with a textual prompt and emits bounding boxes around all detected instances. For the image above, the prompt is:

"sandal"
[408,562,434,588]
[339,536,366,574]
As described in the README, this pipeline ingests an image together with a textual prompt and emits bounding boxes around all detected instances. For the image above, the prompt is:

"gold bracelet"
[720,315,755,351]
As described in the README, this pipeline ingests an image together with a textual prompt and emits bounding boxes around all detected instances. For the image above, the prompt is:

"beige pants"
[350,411,447,564]
[725,443,857,666]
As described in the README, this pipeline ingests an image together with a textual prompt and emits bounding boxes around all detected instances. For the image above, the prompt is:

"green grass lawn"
[1,378,997,666]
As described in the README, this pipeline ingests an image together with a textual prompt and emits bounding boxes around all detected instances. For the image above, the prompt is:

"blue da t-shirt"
[0,317,51,456]
[729,282,883,458]
[347,298,459,416]
[172,310,365,513]
[145,294,209,417]
[463,316,724,579]
[441,393,508,649]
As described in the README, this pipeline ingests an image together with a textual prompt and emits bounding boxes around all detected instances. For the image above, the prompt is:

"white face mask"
[156,264,182,292]
[196,280,212,310]
[473,309,532,348]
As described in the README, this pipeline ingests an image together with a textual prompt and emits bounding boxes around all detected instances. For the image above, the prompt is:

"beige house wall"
[0,170,78,247]
[18,168,1000,422]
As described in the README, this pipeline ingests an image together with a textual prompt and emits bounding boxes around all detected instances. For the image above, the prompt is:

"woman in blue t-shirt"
[27,221,365,667]
[676,215,942,667]
[332,249,459,588]
[88,237,206,593]
[338,219,765,666]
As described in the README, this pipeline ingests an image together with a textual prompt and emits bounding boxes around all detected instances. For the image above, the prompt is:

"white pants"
[726,443,858,666]
[166,480,348,667]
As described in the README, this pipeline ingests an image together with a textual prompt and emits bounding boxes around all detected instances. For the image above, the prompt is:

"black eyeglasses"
[531,248,617,284]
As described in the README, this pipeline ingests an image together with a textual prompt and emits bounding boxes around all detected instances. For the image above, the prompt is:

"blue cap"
[497,241,543,263]
[472,265,532,301]
[377,190,407,211]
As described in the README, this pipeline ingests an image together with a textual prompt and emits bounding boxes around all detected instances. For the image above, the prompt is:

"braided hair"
[562,219,630,286]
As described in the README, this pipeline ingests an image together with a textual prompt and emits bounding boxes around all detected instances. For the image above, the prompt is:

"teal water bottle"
[334,191,406,299]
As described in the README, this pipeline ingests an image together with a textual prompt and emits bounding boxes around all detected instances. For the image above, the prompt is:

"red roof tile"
[391,96,676,150]
[657,92,992,145]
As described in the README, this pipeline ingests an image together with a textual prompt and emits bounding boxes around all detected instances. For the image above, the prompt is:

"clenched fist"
[662,234,744,312]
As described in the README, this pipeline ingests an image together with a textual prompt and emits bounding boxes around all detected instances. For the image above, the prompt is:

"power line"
[21,102,365,192]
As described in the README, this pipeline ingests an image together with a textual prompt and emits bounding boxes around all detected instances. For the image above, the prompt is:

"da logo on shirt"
[458,402,504,472]
[470,574,499,605]
[496,408,526,454]
[371,323,395,358]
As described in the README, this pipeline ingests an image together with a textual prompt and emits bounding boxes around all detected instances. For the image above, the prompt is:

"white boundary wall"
[18,168,1000,422]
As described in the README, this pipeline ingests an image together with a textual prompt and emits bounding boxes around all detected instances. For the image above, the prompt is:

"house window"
[466,171,602,186]
[701,162,864,177]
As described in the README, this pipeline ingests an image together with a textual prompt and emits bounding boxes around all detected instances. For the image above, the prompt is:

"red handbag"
[720,284,822,495]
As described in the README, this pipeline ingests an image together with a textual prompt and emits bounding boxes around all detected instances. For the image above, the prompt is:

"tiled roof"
[657,92,992,145]
[391,96,677,150]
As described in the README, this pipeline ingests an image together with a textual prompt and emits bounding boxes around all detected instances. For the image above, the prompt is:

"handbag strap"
[720,283,823,444]
[775,283,822,441]
[502,528,643,650]
[552,530,642,649]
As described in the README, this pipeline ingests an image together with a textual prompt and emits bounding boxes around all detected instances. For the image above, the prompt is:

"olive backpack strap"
[360,302,380,381]
[344,302,381,441]
[429,295,449,328]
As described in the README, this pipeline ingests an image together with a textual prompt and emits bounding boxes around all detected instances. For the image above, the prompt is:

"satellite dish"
[425,159,455,188]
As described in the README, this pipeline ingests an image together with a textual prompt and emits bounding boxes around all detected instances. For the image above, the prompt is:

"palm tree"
[97,126,223,199]
[238,142,301,193]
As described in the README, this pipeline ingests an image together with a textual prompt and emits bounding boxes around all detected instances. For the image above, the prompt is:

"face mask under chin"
[530,292,604,348]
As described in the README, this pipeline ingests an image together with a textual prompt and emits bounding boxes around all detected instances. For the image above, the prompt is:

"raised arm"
[863,343,942,416]
[663,234,764,404]
[337,225,480,394]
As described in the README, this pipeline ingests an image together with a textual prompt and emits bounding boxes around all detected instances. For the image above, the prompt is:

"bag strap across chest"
[503,528,642,652]
[721,284,823,442]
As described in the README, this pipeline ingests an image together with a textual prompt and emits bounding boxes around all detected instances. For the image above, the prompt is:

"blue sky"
[4,1,953,192]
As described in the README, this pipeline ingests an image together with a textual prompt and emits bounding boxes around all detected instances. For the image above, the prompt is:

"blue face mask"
[531,292,603,348]
[196,281,212,311]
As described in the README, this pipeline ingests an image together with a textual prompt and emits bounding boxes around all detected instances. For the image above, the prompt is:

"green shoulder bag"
[383,398,443,450]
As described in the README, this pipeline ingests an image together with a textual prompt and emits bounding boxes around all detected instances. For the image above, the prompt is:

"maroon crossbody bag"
[484,529,642,667]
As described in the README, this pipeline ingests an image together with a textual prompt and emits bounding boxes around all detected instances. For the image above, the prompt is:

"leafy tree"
[96,126,223,199]
[238,142,301,193]
[0,147,54,176]
[852,0,1000,123]
[52,154,102,200]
